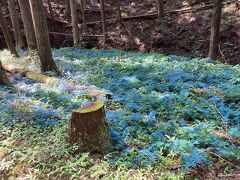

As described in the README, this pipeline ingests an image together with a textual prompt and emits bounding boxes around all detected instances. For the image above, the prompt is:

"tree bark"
[116,0,122,25]
[0,60,11,85]
[169,0,176,9]
[18,0,37,49]
[2,1,9,15]
[208,0,222,60]
[100,0,106,44]
[8,0,24,49]
[65,0,71,16]
[68,101,111,154]
[158,0,164,17]
[0,7,19,57]
[78,0,86,28]
[70,0,80,46]
[47,0,54,19]
[29,0,59,73]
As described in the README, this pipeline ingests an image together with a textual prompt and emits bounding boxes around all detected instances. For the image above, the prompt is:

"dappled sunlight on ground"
[0,48,239,179]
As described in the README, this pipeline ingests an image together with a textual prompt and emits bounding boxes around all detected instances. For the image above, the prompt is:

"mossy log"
[68,101,111,154]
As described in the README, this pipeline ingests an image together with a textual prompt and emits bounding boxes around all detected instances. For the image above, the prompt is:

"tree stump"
[68,101,111,154]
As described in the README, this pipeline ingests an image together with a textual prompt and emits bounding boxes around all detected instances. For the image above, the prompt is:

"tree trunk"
[158,0,164,17]
[68,101,111,154]
[236,1,239,10]
[65,0,71,16]
[0,7,19,57]
[47,0,54,19]
[0,60,11,85]
[116,0,122,25]
[18,0,37,49]
[29,0,59,73]
[78,0,86,28]
[100,0,106,44]
[8,0,24,49]
[169,0,176,9]
[208,0,222,60]
[70,0,80,46]
[3,1,9,15]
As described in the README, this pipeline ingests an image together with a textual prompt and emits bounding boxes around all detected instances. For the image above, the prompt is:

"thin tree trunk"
[70,0,80,46]
[169,0,176,9]
[8,0,24,49]
[124,0,129,5]
[116,0,122,25]
[29,0,59,73]
[3,2,9,15]
[100,0,106,44]
[0,60,11,85]
[65,0,71,16]
[0,7,19,57]
[158,0,164,17]
[208,0,222,60]
[79,0,86,28]
[18,0,37,49]
[47,0,54,19]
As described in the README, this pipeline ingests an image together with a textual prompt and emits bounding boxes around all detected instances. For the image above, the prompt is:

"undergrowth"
[0,48,239,179]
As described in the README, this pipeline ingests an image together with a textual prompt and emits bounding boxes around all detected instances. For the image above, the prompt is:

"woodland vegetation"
[0,0,239,179]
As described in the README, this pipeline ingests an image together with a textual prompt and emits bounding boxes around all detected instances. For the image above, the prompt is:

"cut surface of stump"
[68,101,111,154]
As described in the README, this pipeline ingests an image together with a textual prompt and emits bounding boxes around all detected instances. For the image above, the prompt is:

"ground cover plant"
[0,48,240,179]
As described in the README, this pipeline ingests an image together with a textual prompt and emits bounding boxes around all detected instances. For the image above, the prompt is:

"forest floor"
[0,48,240,179]
[0,0,239,179]
[42,0,240,65]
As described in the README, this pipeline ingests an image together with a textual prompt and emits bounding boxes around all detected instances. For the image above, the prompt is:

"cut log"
[2,64,110,99]
[68,101,111,154]
[24,71,60,84]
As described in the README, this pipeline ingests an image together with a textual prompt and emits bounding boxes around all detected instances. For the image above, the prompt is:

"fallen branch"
[48,31,72,36]
[212,130,240,146]
[209,151,240,168]
[2,64,110,99]
[48,31,103,37]
[77,7,113,13]
[46,17,69,24]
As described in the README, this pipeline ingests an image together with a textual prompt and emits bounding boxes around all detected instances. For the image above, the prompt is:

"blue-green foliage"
[1,48,239,170]
[0,80,90,128]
